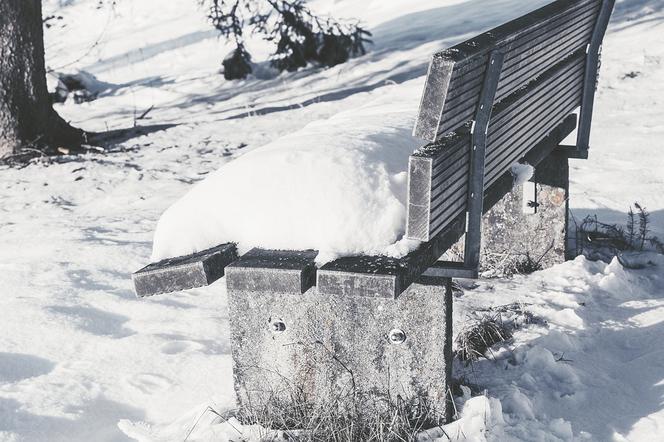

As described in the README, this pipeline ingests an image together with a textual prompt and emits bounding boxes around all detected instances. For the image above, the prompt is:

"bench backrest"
[406,0,614,243]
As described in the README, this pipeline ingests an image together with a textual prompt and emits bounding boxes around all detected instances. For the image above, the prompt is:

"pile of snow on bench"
[152,80,426,264]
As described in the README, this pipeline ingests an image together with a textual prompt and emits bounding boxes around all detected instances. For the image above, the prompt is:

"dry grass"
[455,302,544,364]
[455,313,512,364]
[231,389,450,442]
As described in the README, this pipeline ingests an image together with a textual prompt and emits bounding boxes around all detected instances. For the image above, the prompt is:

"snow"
[151,80,424,263]
[510,162,535,186]
[1,0,664,440]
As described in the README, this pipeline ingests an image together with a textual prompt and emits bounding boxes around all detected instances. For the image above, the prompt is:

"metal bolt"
[388,329,406,344]
[271,321,286,333]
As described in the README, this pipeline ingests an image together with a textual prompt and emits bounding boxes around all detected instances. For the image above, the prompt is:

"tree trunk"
[0,0,83,157]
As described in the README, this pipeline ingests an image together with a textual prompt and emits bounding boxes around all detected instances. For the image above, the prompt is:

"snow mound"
[151,79,425,263]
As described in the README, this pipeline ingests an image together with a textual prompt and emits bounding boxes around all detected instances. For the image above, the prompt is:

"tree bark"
[0,0,83,157]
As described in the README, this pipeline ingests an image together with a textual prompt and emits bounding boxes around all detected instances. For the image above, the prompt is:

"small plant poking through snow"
[574,202,664,261]
[205,0,371,79]
[456,313,513,364]
[455,303,545,364]
[513,252,544,275]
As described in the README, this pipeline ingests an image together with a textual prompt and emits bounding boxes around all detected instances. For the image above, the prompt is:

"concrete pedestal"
[227,274,453,422]
[445,151,569,275]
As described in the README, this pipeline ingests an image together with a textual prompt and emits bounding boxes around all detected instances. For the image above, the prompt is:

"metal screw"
[271,321,286,333]
[388,329,406,344]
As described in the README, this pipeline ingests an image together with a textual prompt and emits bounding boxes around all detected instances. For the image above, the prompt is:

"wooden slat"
[442,4,598,108]
[132,243,238,297]
[488,80,583,165]
[486,87,583,186]
[414,0,601,141]
[226,249,318,294]
[318,213,466,298]
[407,128,469,241]
[436,21,595,138]
[407,47,587,241]
[486,52,586,150]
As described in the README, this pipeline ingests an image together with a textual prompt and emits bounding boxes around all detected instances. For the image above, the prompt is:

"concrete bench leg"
[444,151,569,274]
[227,275,454,424]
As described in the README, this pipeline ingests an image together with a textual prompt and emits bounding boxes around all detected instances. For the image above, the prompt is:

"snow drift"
[151,79,425,263]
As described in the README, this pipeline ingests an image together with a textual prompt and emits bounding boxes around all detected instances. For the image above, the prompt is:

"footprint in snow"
[127,372,174,394]
[160,340,204,355]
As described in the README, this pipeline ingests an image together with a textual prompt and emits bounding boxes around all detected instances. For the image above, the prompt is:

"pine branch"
[203,0,371,78]
[635,202,650,251]
[626,206,636,248]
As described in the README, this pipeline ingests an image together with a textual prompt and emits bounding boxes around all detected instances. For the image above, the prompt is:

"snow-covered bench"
[133,0,613,299]
[132,0,614,422]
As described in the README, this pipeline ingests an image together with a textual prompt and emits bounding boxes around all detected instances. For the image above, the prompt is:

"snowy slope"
[1,0,663,441]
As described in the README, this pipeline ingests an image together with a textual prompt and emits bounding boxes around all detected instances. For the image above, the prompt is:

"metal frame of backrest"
[406,0,615,278]
[577,0,615,151]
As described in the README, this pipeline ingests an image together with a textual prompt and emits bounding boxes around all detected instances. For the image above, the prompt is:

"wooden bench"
[134,0,614,298]
[132,0,615,423]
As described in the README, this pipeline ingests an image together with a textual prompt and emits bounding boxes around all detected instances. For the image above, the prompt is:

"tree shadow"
[0,353,55,384]
[611,0,664,29]
[82,29,219,75]
[86,123,177,149]
[0,396,144,442]
[570,207,664,237]
[45,305,135,339]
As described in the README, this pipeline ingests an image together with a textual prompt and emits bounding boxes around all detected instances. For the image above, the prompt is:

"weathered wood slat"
[443,0,598,98]
[442,4,598,108]
[429,159,470,209]
[485,87,583,186]
[414,0,601,141]
[225,249,318,294]
[317,214,466,299]
[488,82,582,159]
[435,22,594,138]
[487,56,585,142]
[496,15,594,84]
[407,129,470,241]
[429,136,470,178]
[488,81,583,166]
[407,46,586,241]
[485,55,585,154]
[132,243,238,297]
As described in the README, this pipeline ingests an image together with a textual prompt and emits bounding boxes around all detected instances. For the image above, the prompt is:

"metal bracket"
[427,50,504,278]
[464,50,504,270]
[557,144,588,159]
[522,181,538,214]
[576,0,615,151]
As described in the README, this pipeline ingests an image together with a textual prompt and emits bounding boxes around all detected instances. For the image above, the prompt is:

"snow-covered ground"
[1,0,663,440]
